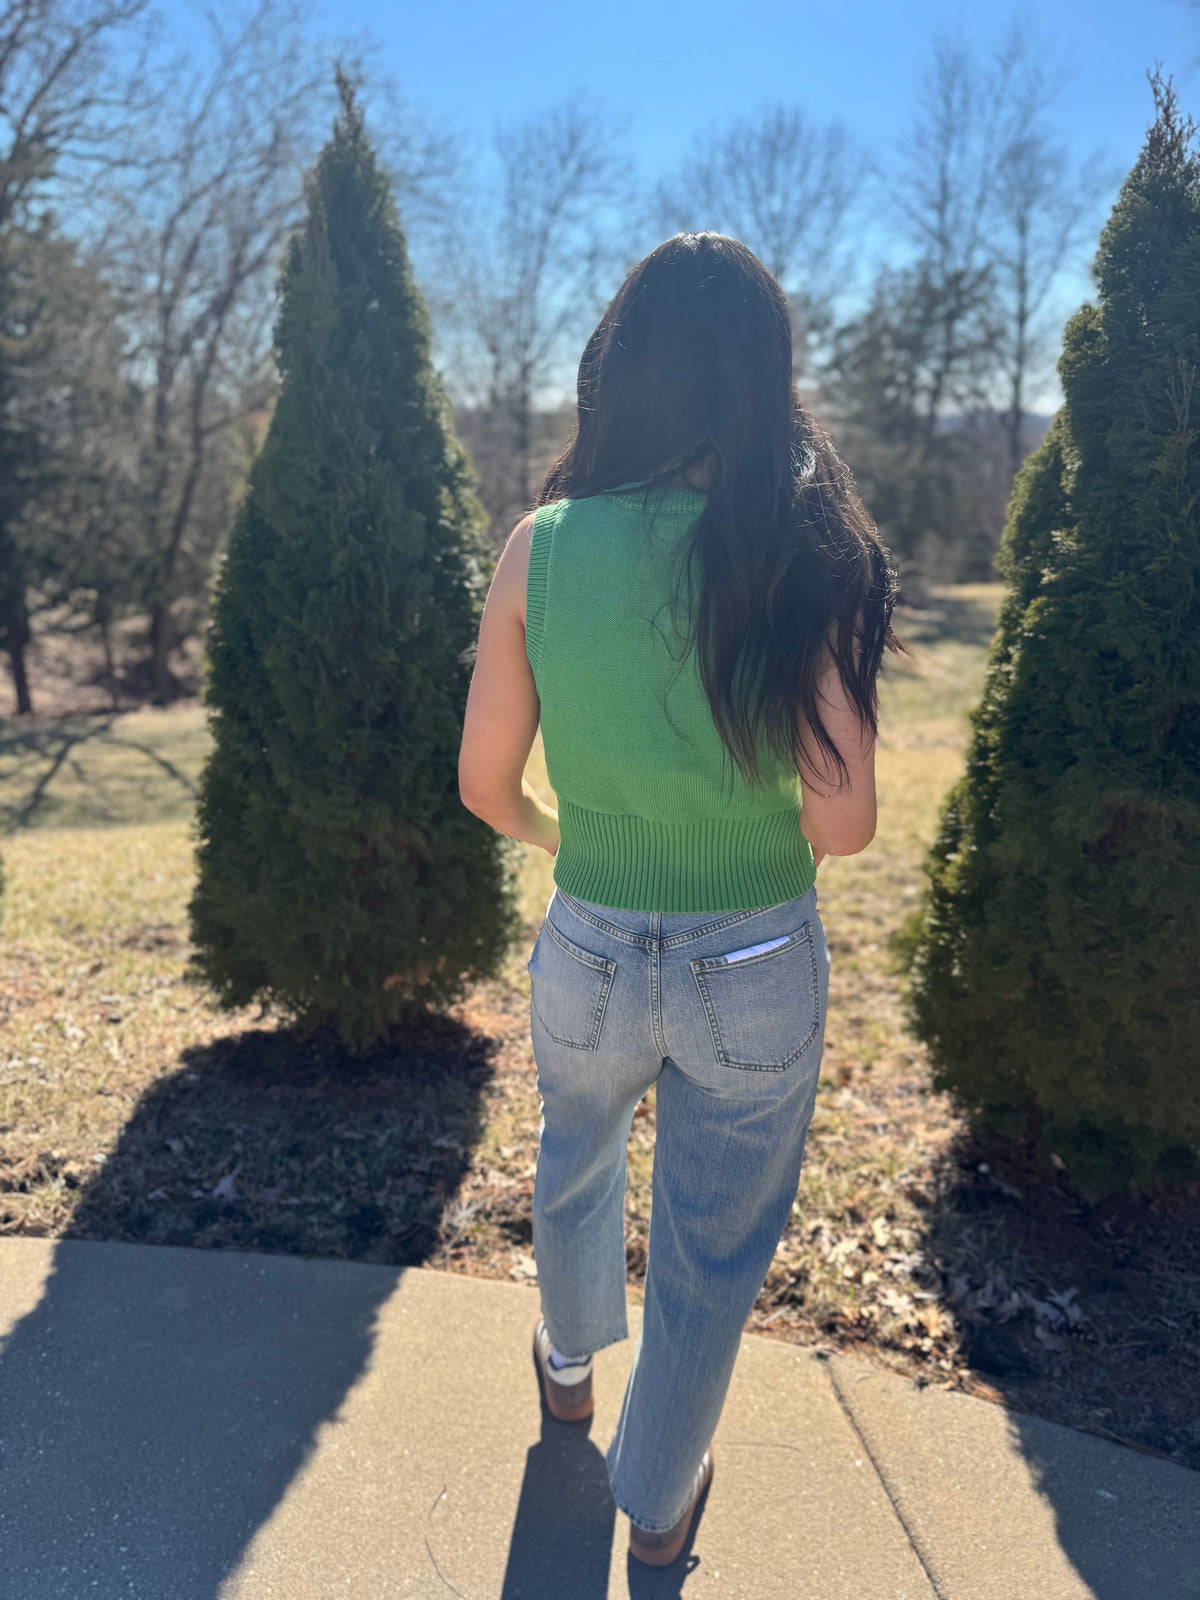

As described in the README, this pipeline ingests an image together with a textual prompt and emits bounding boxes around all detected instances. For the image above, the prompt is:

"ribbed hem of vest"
[551,797,817,914]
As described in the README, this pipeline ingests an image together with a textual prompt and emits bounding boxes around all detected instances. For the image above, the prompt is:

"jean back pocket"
[690,921,820,1072]
[529,919,617,1051]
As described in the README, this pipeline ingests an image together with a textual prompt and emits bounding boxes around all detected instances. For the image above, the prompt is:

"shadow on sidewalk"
[0,1014,497,1598]
[1006,1411,1200,1600]
[501,1400,615,1598]
[918,1131,1200,1598]
[500,1370,711,1599]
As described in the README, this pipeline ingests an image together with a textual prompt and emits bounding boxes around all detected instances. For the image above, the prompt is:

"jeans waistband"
[549,883,818,951]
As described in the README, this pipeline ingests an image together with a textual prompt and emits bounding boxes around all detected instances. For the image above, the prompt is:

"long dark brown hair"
[536,231,901,788]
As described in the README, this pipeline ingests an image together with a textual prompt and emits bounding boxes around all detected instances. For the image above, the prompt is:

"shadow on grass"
[914,1129,1200,1597]
[895,590,1002,652]
[62,1012,499,1263]
[0,713,118,829]
[112,734,198,797]
[0,1012,500,1597]
[0,710,205,830]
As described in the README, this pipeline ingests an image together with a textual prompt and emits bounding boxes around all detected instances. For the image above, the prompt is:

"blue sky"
[314,0,1198,407]
[325,0,1196,180]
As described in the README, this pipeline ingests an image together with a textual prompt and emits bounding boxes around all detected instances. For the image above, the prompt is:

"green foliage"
[189,76,522,1053]
[906,77,1200,1198]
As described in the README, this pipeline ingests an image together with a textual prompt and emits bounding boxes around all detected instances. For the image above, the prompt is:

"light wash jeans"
[527,881,830,1533]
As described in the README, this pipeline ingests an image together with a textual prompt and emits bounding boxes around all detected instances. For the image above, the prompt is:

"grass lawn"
[2,584,1198,1469]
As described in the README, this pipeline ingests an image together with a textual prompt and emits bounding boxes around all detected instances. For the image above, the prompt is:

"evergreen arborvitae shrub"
[189,76,521,1054]
[906,76,1200,1199]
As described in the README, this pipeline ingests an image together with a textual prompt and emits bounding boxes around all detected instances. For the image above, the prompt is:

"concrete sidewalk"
[0,1238,1196,1600]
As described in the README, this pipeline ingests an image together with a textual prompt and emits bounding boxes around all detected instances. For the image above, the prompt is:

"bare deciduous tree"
[991,60,1108,474]
[438,101,632,538]
[894,28,1015,449]
[838,21,1108,583]
[898,22,1106,471]
[823,258,1008,583]
[0,0,149,713]
[12,237,144,704]
[100,14,464,702]
[0,0,150,226]
[654,105,864,363]
[100,0,333,702]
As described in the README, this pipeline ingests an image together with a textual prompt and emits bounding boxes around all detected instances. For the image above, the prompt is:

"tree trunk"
[142,315,228,704]
[4,603,33,715]
[1008,222,1031,479]
[148,601,176,705]
[514,377,532,514]
[100,615,119,710]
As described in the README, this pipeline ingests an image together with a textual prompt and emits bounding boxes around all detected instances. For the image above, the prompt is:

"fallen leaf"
[1020,1290,1062,1324]
[994,1291,1024,1324]
[880,1288,914,1317]
[211,1164,242,1201]
[917,1304,947,1338]
[509,1251,537,1281]
[1047,1286,1082,1325]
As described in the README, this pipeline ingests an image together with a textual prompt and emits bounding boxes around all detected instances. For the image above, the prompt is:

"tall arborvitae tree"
[906,75,1200,1198]
[189,75,521,1053]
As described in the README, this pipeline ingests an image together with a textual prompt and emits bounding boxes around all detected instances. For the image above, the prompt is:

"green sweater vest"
[526,485,816,913]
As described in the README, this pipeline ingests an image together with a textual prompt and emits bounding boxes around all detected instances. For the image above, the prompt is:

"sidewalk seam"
[821,1357,949,1600]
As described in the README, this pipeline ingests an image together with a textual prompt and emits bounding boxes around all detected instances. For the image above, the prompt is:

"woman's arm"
[457,514,561,856]
[796,643,878,861]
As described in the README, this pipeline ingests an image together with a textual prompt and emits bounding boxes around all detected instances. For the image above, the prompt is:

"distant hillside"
[936,411,1053,450]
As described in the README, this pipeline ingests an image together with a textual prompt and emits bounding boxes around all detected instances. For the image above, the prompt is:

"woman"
[458,232,897,1567]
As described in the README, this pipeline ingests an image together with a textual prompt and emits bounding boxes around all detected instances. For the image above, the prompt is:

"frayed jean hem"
[606,1467,692,1535]
[539,1318,628,1367]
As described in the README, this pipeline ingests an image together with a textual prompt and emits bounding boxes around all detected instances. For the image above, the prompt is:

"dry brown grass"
[2,585,1198,1468]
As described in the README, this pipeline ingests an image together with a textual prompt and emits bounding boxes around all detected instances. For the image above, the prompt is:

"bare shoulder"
[492,512,536,629]
[506,510,536,553]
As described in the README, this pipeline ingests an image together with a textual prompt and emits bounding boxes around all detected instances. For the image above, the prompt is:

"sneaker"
[628,1448,714,1567]
[532,1316,594,1422]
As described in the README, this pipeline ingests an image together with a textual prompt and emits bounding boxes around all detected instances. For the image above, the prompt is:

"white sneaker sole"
[532,1317,594,1421]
